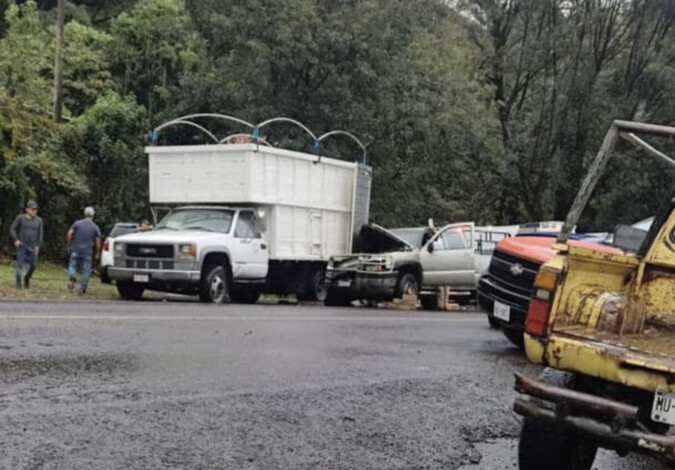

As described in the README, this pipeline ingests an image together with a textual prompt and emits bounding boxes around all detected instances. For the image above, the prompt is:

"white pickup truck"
[108,115,372,303]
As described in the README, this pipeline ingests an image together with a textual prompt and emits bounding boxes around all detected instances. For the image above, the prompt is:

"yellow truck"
[515,121,675,469]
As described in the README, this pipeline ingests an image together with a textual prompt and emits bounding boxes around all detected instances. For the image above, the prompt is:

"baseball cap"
[26,200,38,209]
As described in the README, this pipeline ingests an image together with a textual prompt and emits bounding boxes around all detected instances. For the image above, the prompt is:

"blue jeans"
[68,252,93,289]
[15,246,38,283]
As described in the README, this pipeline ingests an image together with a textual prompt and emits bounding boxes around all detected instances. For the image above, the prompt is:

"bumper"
[514,372,675,463]
[108,267,201,284]
[326,269,398,299]
[477,276,529,331]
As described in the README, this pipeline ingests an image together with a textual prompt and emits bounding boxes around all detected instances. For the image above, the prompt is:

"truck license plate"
[651,390,675,425]
[493,301,511,322]
[133,274,149,283]
[338,280,352,288]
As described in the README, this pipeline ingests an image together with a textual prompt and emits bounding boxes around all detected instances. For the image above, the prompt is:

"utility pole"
[52,0,66,123]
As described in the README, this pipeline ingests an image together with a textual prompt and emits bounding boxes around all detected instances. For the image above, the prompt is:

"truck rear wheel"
[199,265,229,303]
[297,270,328,302]
[230,286,262,304]
[518,369,597,470]
[117,282,144,301]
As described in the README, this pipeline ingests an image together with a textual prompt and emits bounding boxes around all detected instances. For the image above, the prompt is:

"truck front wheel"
[199,265,229,303]
[395,273,419,298]
[117,282,144,301]
[518,369,597,470]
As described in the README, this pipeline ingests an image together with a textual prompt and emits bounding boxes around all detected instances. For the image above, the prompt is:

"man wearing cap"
[67,206,102,294]
[10,200,44,289]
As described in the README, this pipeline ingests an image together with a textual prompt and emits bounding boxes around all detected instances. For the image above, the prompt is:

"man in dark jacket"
[10,200,44,289]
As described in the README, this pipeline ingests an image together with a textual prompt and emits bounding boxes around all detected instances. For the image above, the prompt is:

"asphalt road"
[0,301,660,469]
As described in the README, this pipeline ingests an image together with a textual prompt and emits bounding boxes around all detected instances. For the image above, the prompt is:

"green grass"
[0,260,118,301]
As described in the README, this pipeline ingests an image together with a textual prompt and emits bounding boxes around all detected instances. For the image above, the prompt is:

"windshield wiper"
[155,226,178,231]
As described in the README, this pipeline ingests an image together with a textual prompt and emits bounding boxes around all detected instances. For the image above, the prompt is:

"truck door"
[420,223,476,288]
[233,210,269,279]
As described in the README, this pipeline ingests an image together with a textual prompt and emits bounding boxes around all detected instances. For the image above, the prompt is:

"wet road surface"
[0,301,660,469]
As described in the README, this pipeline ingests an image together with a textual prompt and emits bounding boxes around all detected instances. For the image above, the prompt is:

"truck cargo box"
[146,143,371,261]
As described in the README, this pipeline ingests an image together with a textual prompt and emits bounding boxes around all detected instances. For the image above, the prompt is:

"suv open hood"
[354,224,413,253]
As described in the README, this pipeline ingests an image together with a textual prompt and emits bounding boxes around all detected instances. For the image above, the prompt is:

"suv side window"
[234,211,261,239]
[436,228,470,250]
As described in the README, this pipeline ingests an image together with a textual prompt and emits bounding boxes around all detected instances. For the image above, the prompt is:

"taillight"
[103,239,110,252]
[525,269,560,337]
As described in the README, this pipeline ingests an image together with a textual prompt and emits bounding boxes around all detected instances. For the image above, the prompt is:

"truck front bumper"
[514,371,675,463]
[108,267,201,284]
[326,269,398,299]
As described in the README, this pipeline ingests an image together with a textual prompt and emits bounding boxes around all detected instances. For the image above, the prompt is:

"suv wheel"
[199,265,229,303]
[519,369,597,470]
[395,273,419,298]
[117,282,144,301]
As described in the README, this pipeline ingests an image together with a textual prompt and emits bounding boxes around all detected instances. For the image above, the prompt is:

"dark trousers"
[15,246,38,283]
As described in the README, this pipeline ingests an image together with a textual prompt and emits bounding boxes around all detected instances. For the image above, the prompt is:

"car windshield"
[109,224,139,238]
[156,209,234,233]
[390,228,427,248]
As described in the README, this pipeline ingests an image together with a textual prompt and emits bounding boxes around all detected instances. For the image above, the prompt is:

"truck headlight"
[114,243,124,257]
[178,244,197,260]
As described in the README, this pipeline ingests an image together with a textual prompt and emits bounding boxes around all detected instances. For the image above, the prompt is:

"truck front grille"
[122,260,175,270]
[126,244,174,258]
[487,249,541,301]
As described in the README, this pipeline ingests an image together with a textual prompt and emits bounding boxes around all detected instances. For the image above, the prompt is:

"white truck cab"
[110,206,269,302]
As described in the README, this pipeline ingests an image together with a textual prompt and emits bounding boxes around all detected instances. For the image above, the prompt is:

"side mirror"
[427,243,434,254]
[613,224,647,253]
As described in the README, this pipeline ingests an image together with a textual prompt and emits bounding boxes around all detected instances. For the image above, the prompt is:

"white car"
[100,223,140,284]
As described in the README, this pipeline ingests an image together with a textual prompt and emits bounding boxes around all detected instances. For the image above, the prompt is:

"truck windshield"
[156,209,234,233]
[390,228,427,248]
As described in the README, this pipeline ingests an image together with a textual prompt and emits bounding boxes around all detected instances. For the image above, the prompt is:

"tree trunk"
[52,0,66,123]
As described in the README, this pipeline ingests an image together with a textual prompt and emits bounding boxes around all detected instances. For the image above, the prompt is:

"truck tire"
[503,327,525,349]
[395,273,419,298]
[324,288,353,307]
[199,264,229,304]
[519,369,597,470]
[230,287,262,304]
[117,282,144,301]
[297,270,328,302]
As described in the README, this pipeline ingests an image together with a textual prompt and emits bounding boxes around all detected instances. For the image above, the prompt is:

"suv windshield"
[156,209,235,233]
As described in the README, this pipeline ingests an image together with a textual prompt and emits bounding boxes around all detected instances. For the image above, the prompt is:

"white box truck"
[108,141,371,303]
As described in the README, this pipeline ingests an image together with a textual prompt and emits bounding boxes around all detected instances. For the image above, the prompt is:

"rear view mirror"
[613,224,647,253]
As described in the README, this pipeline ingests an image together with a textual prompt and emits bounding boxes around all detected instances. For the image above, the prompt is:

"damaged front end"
[326,254,399,299]
[514,371,675,463]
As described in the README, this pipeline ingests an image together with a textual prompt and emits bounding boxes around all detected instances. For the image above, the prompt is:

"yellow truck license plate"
[651,390,675,425]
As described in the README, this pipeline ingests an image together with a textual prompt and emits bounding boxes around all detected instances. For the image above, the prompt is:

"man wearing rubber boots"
[10,200,43,289]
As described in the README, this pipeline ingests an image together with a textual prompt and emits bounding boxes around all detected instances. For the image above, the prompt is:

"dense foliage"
[2,0,675,258]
